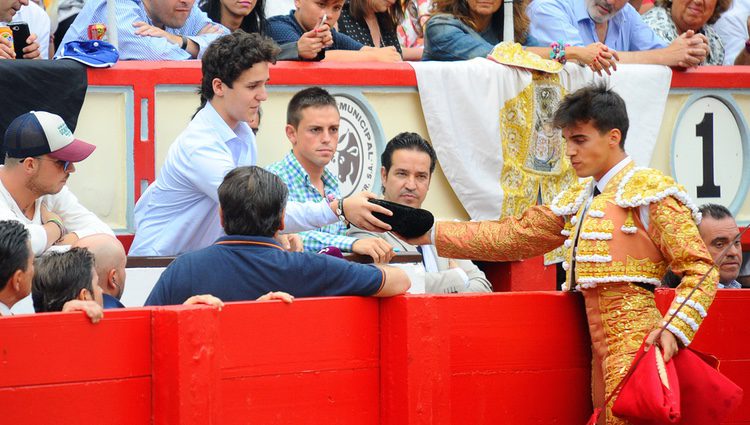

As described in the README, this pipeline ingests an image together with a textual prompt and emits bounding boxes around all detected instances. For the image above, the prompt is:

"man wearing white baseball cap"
[0,111,114,255]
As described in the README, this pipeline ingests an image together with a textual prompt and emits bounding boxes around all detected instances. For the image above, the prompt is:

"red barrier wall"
[656,289,750,425]
[218,298,381,424]
[0,309,152,425]
[380,292,592,424]
[1,290,746,424]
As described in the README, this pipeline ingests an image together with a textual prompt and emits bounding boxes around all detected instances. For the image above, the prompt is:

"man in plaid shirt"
[267,87,394,263]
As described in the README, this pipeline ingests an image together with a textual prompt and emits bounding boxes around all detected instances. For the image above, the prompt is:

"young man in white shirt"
[130,32,391,256]
[0,111,114,255]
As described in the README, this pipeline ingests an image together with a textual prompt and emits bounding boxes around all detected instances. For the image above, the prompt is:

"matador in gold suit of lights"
[434,159,718,424]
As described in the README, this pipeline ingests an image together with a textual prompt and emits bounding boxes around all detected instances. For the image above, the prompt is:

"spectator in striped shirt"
[55,0,229,60]
[267,87,395,263]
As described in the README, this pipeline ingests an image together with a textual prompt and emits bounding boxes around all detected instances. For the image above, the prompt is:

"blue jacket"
[423,13,539,61]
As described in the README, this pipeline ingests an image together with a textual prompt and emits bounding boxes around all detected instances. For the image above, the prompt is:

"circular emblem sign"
[327,94,381,198]
[672,95,745,209]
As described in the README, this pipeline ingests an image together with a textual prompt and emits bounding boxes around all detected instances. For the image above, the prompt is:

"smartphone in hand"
[10,22,30,59]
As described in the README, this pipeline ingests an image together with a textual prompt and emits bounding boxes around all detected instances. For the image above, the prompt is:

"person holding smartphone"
[267,0,401,61]
[0,2,47,59]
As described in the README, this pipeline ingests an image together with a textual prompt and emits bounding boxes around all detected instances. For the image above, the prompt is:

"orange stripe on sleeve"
[373,268,386,296]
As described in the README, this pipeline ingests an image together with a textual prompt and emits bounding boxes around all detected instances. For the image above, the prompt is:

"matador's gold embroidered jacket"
[435,162,718,346]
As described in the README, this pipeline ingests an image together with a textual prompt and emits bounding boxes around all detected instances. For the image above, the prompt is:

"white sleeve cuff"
[282,199,337,233]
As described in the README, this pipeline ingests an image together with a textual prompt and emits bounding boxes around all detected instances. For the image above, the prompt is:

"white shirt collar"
[202,101,252,145]
[594,156,632,193]
[0,301,13,316]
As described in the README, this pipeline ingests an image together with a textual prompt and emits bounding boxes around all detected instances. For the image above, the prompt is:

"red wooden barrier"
[1,291,746,424]
[151,305,221,425]
[218,298,380,424]
[381,292,592,424]
[656,289,750,425]
[0,308,152,424]
[479,256,559,291]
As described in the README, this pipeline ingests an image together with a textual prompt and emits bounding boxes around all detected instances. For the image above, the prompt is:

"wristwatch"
[336,197,348,224]
[745,39,750,54]
[180,35,189,50]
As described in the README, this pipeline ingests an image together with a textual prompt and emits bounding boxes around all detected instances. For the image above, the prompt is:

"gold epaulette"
[550,178,593,217]
[615,167,701,224]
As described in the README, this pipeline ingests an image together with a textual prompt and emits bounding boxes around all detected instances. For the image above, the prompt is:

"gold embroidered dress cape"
[435,162,718,424]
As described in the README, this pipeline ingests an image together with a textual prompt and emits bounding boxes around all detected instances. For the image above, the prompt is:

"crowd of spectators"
[0,0,747,64]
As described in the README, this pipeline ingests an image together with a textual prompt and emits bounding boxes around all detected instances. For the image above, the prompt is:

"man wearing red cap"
[0,111,113,255]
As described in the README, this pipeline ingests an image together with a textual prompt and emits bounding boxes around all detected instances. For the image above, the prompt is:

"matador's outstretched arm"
[434,205,567,262]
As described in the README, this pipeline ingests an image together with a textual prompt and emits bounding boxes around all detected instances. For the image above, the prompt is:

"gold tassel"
[621,209,637,234]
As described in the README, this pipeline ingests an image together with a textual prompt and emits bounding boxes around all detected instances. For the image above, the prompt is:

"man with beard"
[75,234,128,308]
[527,0,710,67]
[0,111,113,255]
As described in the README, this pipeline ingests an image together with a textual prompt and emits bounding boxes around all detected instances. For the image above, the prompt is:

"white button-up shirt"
[130,102,337,256]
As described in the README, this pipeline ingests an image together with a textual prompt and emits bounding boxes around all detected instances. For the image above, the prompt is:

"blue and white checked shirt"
[55,0,228,60]
[267,152,356,252]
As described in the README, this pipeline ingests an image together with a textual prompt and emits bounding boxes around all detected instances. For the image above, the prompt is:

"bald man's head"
[74,234,127,299]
